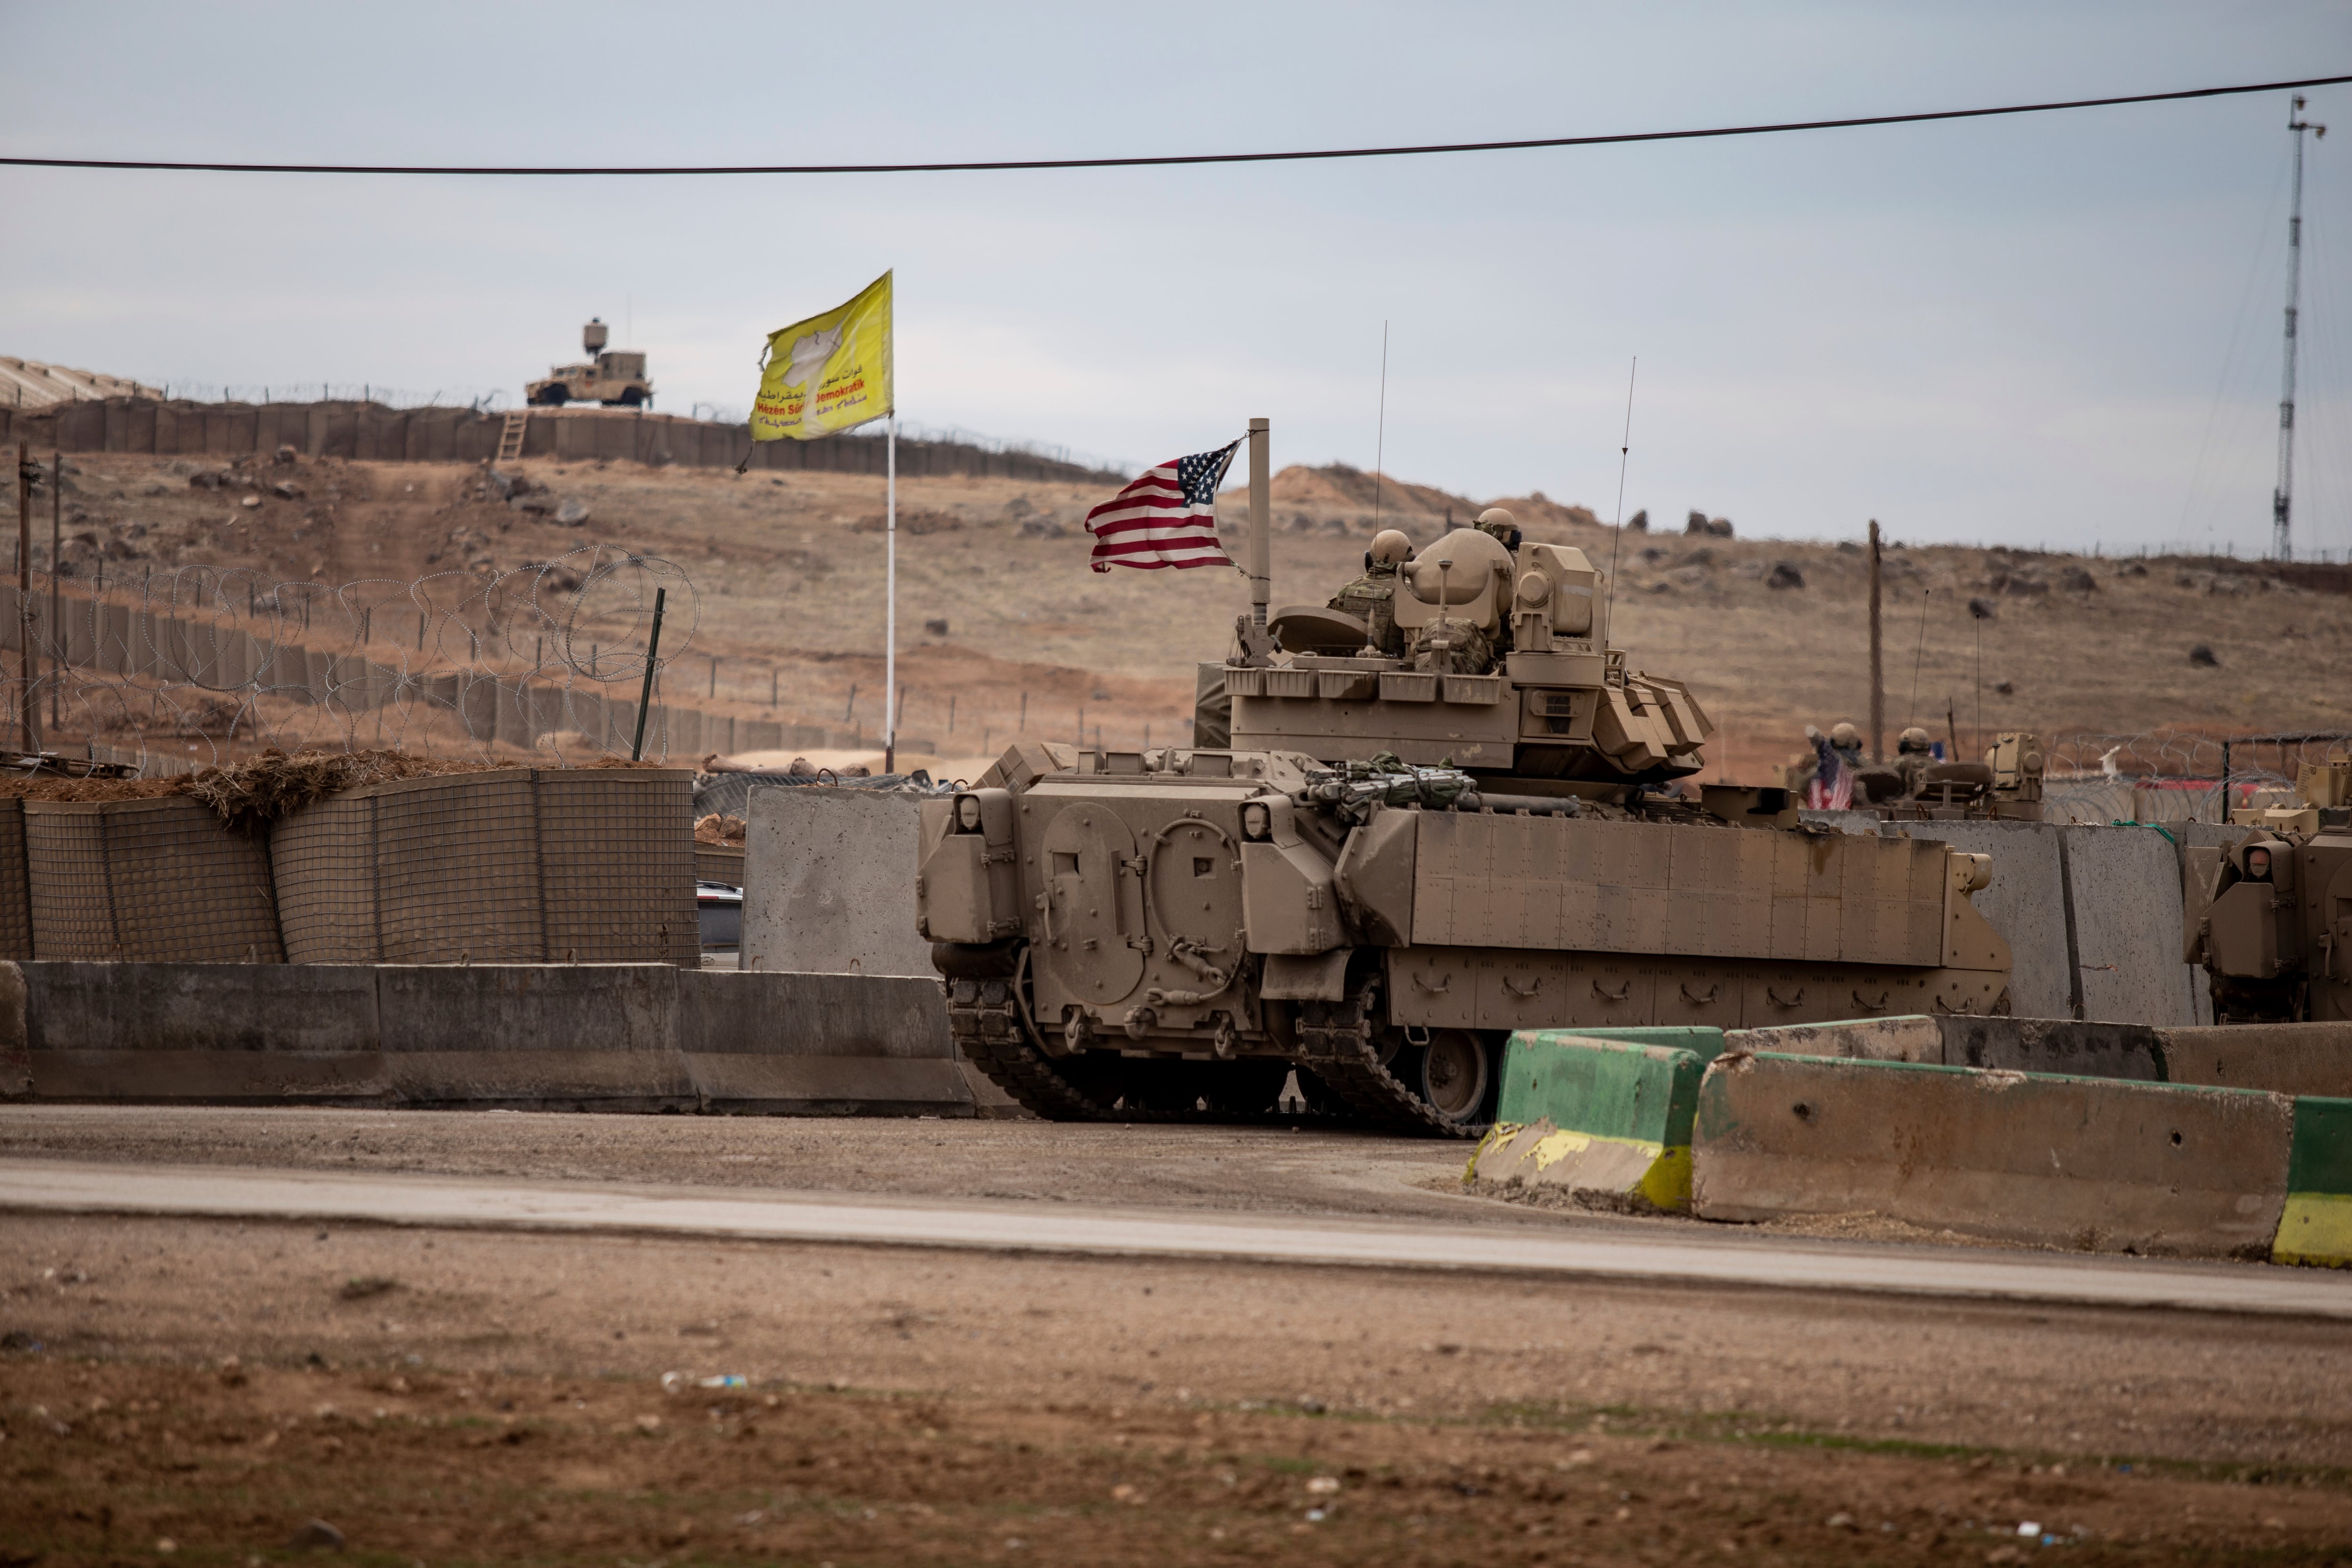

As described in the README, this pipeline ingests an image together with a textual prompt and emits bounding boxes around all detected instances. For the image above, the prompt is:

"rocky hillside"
[33,451,2350,780]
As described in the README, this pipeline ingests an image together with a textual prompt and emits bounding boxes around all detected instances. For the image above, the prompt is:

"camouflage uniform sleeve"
[1192,662,1231,749]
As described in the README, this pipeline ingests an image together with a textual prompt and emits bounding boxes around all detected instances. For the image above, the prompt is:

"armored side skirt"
[1380,946,2008,1034]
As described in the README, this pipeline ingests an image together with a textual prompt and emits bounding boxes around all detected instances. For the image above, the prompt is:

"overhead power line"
[4,73,2347,177]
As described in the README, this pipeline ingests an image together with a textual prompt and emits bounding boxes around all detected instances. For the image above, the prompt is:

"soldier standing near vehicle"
[1797,721,1867,809]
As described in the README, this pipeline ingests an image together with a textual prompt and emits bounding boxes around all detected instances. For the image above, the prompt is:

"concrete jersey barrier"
[1690,1050,2293,1258]
[8,961,976,1116]
[1884,820,2074,1020]
[1730,1013,2352,1097]
[2161,1023,2352,1098]
[2058,824,2197,1026]
[1726,1014,2167,1081]
[744,787,934,978]
[742,785,1025,1116]
[1470,1027,1723,1211]
[1809,820,2207,1028]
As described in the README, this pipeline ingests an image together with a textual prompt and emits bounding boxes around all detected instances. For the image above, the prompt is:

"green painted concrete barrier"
[1469,1028,1720,1212]
[1530,1025,1731,1063]
[2275,1097,2352,1268]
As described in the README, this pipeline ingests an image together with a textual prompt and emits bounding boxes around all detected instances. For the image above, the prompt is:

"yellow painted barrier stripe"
[1528,1128,1666,1171]
[2273,1192,2352,1269]
[1467,1122,1692,1213]
[1465,1123,1523,1185]
[1637,1145,1693,1213]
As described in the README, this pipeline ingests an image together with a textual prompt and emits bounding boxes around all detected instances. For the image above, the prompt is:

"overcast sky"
[2,2,2346,557]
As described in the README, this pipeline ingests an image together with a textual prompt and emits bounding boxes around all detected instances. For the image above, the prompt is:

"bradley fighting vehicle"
[2187,755,2352,1024]
[916,423,2013,1133]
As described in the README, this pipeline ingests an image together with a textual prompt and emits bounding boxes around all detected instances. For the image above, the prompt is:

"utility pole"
[14,441,32,753]
[49,452,60,731]
[2274,95,2327,562]
[1867,519,1883,763]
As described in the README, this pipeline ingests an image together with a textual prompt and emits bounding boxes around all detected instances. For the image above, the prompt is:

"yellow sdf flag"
[750,271,893,441]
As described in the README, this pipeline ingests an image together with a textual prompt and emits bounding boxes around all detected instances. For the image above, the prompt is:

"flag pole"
[884,410,897,775]
[1248,417,1270,629]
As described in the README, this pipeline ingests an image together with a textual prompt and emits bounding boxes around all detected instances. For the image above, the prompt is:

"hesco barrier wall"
[6,961,977,1116]
[24,796,283,963]
[0,767,699,969]
[268,767,698,967]
[0,397,1125,485]
[0,801,30,960]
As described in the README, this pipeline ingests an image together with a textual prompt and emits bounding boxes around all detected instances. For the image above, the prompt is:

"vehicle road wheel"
[1415,1028,1493,1127]
[533,386,569,406]
[617,386,645,407]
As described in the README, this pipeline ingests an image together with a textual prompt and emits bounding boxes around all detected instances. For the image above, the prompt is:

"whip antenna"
[1905,589,1931,727]
[1372,321,1390,532]
[1601,358,1638,648]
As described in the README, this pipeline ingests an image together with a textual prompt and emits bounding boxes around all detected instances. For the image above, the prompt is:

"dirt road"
[6,1109,2350,1565]
[6,1159,2346,1319]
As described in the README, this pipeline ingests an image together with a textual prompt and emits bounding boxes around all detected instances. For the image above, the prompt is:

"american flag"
[1083,441,1240,573]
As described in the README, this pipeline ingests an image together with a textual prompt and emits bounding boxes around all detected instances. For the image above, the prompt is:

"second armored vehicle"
[527,318,653,408]
[2187,755,2352,1023]
[918,482,2014,1134]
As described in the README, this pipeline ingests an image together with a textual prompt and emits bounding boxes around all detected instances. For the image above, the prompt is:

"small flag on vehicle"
[1083,441,1241,573]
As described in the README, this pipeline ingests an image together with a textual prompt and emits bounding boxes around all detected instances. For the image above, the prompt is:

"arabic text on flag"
[750,272,893,442]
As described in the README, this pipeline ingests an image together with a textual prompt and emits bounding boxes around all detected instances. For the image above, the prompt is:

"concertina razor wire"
[2033,731,2352,823]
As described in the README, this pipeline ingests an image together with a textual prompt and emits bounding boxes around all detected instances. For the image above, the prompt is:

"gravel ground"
[5,1106,2347,1564]
[4,1214,2349,1567]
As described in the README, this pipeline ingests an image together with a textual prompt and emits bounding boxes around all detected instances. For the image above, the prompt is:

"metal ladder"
[495,410,528,463]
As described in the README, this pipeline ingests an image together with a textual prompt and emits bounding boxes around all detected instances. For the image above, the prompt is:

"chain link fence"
[0,545,836,776]
[9,564,2341,806]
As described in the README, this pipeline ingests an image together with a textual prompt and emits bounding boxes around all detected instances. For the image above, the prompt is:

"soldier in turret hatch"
[1329,528,1412,656]
[1895,726,1937,796]
[1472,506,1524,552]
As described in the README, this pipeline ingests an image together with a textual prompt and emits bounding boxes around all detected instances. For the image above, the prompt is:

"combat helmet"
[1472,507,1523,550]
